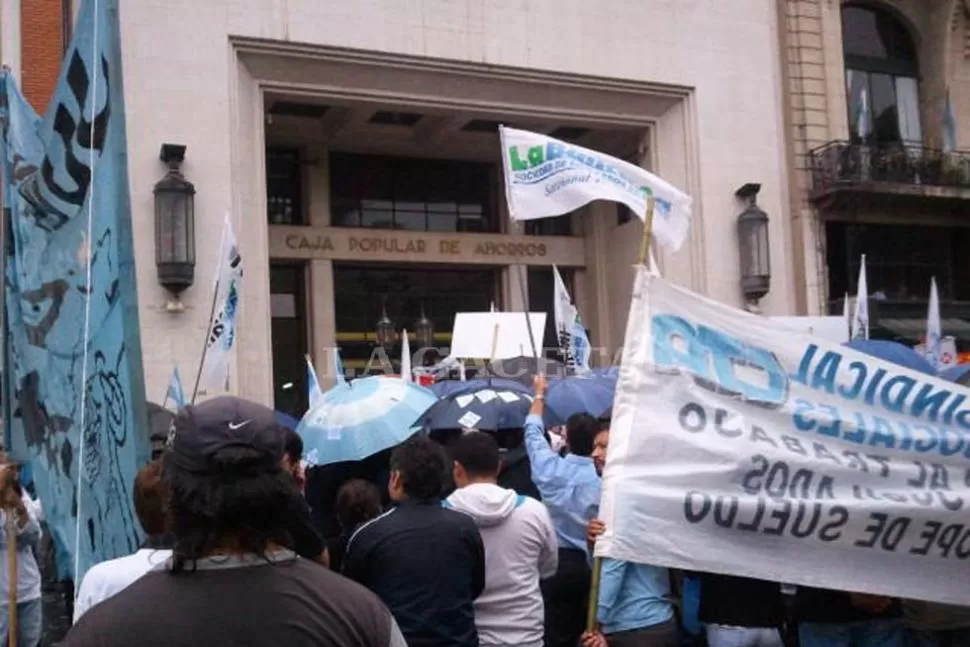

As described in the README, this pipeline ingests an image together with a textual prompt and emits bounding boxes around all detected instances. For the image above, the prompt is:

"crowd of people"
[0,373,966,646]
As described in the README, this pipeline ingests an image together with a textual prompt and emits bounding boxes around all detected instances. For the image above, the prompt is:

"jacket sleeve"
[522,414,571,497]
[597,558,628,626]
[466,521,486,600]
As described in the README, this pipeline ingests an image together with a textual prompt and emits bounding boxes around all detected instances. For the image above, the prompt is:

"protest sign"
[597,268,970,605]
[450,312,546,359]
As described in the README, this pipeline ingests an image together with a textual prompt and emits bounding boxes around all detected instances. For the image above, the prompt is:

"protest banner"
[1,0,149,584]
[597,268,970,605]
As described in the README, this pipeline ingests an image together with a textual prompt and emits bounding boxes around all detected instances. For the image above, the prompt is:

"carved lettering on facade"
[285,234,334,252]
[473,241,547,257]
[281,231,548,259]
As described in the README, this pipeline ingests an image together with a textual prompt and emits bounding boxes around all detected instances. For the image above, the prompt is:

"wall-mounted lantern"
[154,143,195,313]
[736,183,771,312]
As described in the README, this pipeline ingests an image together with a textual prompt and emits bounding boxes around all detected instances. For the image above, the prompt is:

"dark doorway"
[271,263,309,418]
[333,264,498,377]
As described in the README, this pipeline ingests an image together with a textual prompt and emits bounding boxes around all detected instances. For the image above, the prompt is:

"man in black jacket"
[343,436,486,647]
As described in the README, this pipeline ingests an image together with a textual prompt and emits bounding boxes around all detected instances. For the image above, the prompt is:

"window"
[266,148,305,225]
[330,153,498,233]
[842,5,920,144]
[525,216,573,237]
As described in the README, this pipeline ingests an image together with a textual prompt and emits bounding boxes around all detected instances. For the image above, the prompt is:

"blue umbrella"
[844,339,937,376]
[298,376,437,466]
[544,374,616,426]
[589,366,619,379]
[419,381,533,432]
[427,377,527,399]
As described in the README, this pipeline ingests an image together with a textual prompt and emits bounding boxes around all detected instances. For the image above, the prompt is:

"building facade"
[781,0,970,346]
[8,0,804,416]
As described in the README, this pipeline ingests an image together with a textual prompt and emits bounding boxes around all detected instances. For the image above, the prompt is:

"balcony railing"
[809,141,970,196]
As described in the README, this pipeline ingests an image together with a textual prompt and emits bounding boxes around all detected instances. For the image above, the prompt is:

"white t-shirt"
[74,548,172,621]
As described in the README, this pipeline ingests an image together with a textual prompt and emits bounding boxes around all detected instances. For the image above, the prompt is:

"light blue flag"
[1,0,148,584]
[165,366,186,410]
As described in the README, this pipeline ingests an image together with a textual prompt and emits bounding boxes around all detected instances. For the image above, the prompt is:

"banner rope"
[74,0,100,593]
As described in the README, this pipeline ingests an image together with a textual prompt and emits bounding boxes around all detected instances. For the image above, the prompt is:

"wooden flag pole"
[585,197,655,635]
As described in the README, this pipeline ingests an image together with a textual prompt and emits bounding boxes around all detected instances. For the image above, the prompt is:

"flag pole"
[190,277,221,404]
[585,196,655,636]
[191,217,229,404]
[515,262,540,360]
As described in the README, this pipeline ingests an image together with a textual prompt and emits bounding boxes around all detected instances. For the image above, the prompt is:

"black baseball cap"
[166,396,285,474]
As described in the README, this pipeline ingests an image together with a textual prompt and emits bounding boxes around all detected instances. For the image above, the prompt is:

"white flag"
[925,278,942,370]
[201,217,243,391]
[851,255,869,341]
[499,126,692,251]
[401,329,412,383]
[553,265,591,371]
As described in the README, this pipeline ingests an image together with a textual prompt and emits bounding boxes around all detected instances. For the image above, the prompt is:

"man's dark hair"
[450,431,500,478]
[389,435,447,501]
[597,413,611,431]
[133,460,167,537]
[281,427,303,465]
[335,479,382,531]
[566,413,599,457]
[163,445,295,572]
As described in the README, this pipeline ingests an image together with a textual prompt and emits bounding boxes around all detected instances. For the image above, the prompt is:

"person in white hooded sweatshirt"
[445,431,559,647]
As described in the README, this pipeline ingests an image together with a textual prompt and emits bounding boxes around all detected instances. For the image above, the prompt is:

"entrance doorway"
[333,264,498,377]
[270,263,309,418]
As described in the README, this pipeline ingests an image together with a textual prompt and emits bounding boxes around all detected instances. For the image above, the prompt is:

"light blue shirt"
[522,414,600,552]
[597,558,674,635]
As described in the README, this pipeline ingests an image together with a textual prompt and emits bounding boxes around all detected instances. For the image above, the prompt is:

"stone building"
[781,0,970,347]
[8,0,968,414]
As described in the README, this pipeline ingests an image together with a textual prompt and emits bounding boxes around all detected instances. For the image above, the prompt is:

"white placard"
[450,312,548,360]
[598,268,970,606]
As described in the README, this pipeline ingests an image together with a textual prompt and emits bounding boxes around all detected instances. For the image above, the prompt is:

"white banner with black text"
[597,268,970,605]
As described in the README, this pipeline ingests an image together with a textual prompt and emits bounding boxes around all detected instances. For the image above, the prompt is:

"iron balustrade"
[809,141,970,194]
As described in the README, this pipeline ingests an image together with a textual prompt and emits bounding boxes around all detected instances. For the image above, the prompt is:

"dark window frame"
[329,153,499,233]
[841,4,921,145]
[266,147,307,225]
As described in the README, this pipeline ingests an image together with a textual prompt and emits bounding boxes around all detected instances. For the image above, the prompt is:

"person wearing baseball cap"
[64,396,405,647]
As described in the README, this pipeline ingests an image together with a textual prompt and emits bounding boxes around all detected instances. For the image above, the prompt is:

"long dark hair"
[163,446,295,573]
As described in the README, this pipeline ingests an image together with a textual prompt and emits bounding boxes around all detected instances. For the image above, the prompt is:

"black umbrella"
[419,380,533,432]
[488,355,568,387]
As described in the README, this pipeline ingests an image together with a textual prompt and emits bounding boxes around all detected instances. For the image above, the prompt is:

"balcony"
[808,141,970,205]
